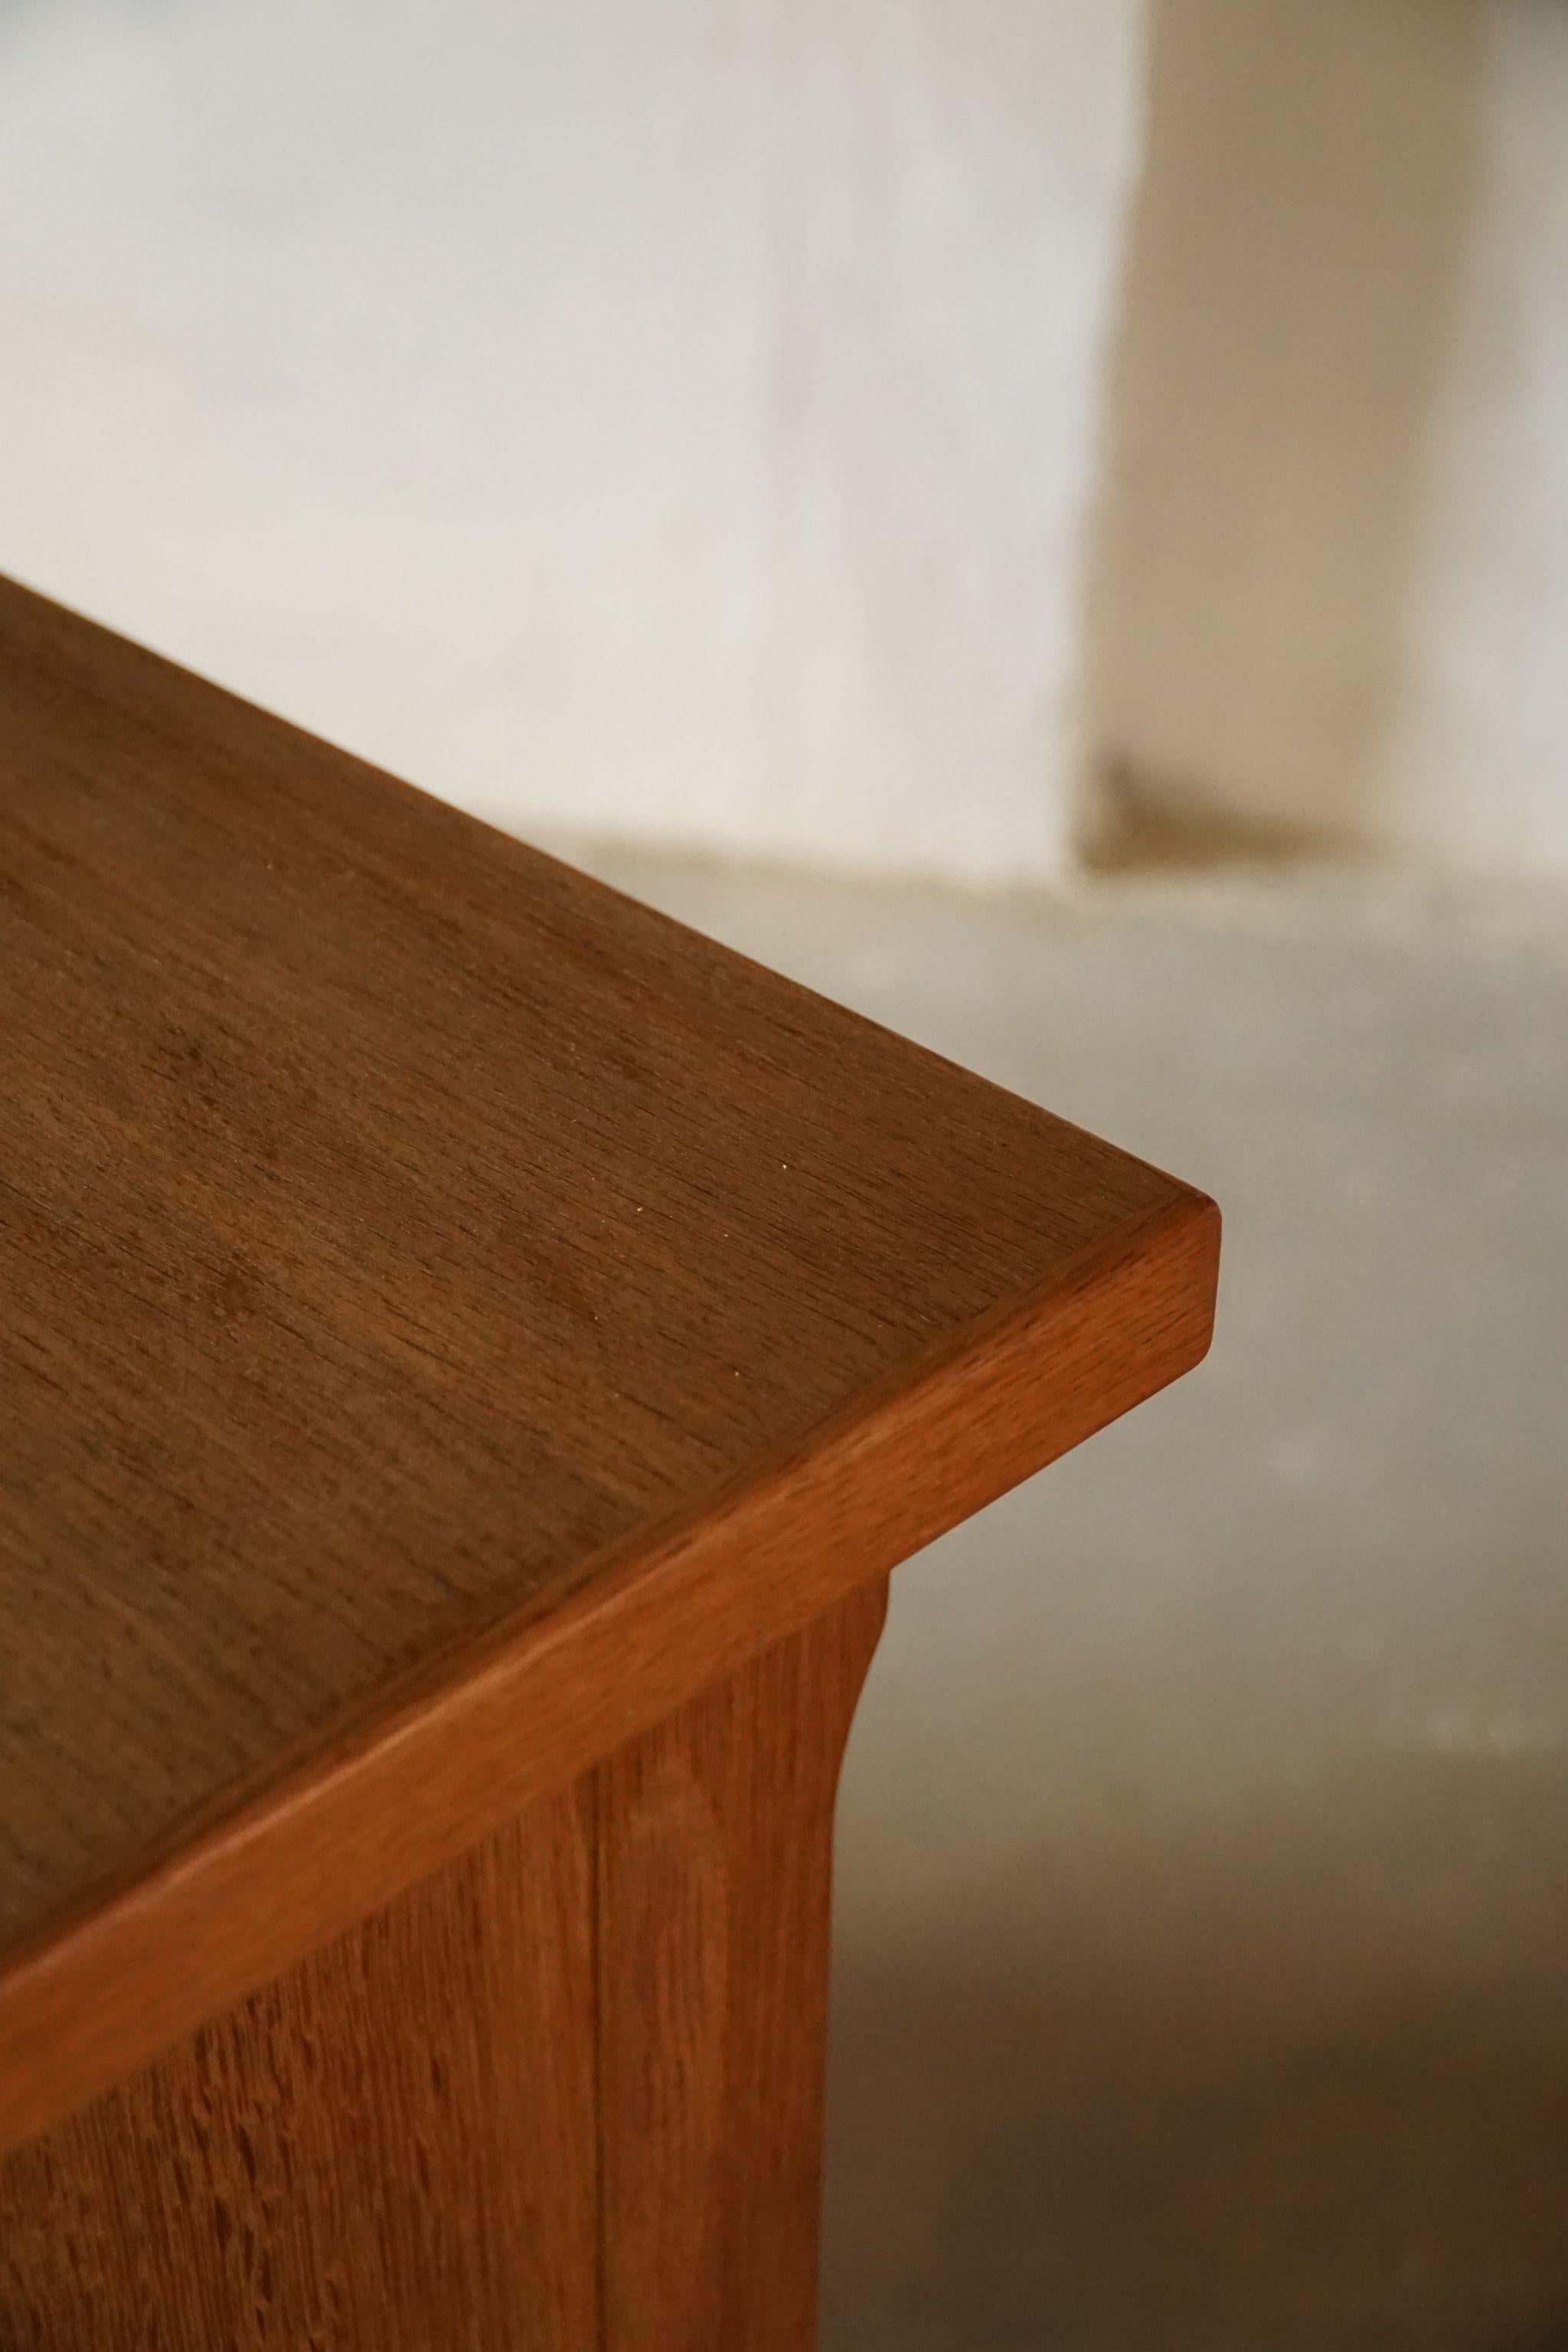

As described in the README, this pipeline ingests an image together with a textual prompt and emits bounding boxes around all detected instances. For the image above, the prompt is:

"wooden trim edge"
[0,1191,1217,2155]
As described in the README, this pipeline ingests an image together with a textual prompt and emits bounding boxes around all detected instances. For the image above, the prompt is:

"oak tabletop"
[0,573,1216,2148]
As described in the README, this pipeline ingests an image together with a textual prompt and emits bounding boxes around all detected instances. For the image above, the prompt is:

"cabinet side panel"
[0,1786,599,2351]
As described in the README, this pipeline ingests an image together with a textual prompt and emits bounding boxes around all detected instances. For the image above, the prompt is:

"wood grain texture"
[0,573,1220,2150]
[596,1577,887,2351]
[0,1787,598,2350]
[2,1593,883,2349]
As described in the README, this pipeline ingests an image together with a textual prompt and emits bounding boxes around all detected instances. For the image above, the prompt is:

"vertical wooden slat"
[595,1577,888,2351]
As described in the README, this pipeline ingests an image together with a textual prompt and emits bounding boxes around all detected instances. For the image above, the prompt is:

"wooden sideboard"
[0,575,1217,2347]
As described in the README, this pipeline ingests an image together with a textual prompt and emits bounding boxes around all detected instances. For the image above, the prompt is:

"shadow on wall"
[1081,0,1484,866]
[822,1756,1568,2352]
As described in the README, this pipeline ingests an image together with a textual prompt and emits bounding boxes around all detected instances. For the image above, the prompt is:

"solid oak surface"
[0,574,1217,2152]
[1,1790,599,2350]
[0,1586,885,2349]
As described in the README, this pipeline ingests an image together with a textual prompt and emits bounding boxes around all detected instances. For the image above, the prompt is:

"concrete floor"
[573,846,1568,2348]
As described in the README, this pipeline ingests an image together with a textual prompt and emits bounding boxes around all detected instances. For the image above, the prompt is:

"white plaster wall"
[0,0,1140,885]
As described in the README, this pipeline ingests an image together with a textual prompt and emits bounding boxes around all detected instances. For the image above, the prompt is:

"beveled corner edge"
[0,1186,1218,2158]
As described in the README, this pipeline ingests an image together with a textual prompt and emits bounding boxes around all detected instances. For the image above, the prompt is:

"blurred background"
[4,1,1567,2341]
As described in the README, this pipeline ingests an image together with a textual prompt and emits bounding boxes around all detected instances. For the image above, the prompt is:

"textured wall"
[6,0,1568,885]
[1382,0,1568,878]
[0,0,1139,884]
[1089,0,1568,884]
